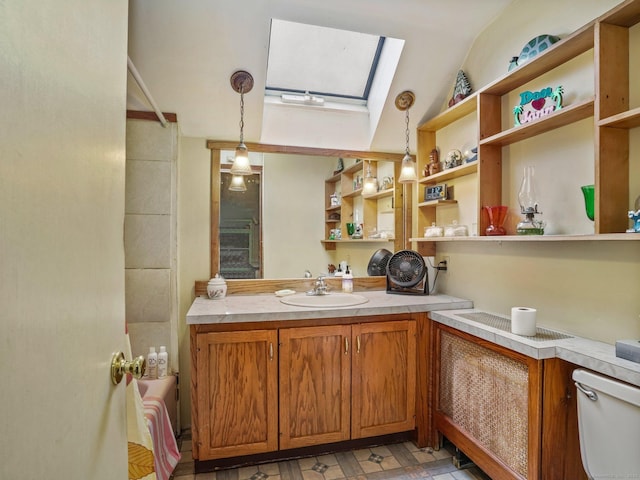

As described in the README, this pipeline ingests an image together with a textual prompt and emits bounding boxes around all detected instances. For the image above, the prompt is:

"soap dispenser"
[342,266,353,293]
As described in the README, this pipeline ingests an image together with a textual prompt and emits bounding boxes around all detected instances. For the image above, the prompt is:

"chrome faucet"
[307,275,330,296]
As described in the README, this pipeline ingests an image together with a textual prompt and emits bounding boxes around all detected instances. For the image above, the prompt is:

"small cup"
[346,223,355,236]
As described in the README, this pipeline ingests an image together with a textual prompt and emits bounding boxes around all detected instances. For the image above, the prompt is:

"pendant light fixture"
[230,70,254,176]
[395,90,418,184]
[362,160,378,196]
[229,175,247,192]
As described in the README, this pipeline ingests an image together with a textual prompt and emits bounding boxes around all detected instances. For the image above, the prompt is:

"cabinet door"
[352,320,416,438]
[195,330,278,460]
[279,325,351,449]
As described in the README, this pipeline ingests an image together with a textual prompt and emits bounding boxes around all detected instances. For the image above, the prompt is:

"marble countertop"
[430,309,640,388]
[186,291,640,388]
[186,291,473,324]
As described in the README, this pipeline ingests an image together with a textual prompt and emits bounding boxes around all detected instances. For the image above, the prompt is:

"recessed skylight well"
[261,19,404,150]
[266,19,384,103]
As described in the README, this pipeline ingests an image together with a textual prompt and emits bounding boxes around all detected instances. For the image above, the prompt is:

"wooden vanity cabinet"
[279,320,417,448]
[193,329,278,460]
[192,317,417,461]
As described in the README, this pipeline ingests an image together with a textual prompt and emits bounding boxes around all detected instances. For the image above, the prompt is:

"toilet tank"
[573,369,640,479]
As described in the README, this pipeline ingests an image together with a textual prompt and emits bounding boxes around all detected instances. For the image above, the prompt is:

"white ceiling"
[127,0,514,153]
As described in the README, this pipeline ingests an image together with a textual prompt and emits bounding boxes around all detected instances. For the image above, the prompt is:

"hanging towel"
[142,396,181,480]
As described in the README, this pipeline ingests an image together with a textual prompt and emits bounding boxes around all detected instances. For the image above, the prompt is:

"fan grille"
[387,250,425,288]
[367,249,392,276]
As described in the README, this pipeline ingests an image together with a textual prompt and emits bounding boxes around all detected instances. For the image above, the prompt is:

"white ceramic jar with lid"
[207,274,227,299]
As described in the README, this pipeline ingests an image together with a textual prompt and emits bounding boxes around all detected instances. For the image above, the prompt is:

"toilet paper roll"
[511,307,537,336]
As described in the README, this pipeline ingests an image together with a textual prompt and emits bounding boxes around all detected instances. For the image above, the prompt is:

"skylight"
[266,19,384,103]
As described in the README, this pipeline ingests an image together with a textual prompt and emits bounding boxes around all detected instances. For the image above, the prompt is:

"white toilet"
[573,369,640,479]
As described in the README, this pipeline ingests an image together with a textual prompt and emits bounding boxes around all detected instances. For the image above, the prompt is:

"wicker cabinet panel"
[437,329,533,479]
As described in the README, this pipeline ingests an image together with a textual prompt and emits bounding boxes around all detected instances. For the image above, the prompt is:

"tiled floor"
[170,432,491,480]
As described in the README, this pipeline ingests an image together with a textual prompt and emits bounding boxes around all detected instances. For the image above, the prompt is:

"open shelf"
[342,188,363,198]
[481,23,595,96]
[363,187,394,200]
[326,172,342,183]
[321,238,395,246]
[411,233,640,243]
[480,98,595,147]
[419,162,478,184]
[599,106,640,128]
[341,161,365,175]
[419,93,478,131]
[417,199,458,208]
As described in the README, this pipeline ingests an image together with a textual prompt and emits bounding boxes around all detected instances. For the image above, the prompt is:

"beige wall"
[431,0,640,343]
[177,138,211,427]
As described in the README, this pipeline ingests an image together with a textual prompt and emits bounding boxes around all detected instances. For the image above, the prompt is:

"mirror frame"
[207,140,414,285]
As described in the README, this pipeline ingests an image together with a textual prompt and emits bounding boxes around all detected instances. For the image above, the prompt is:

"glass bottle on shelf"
[516,165,545,235]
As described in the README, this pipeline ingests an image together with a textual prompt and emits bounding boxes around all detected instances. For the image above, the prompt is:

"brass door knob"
[110,351,146,385]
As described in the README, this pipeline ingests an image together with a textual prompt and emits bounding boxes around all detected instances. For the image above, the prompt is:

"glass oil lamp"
[516,165,545,235]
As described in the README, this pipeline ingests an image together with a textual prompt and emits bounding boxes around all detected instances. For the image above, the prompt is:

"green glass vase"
[581,184,595,221]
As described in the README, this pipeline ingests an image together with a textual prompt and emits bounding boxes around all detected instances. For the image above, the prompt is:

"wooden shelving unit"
[413,0,640,255]
[323,159,402,251]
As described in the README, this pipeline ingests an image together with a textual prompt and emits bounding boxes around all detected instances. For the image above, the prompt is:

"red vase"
[484,206,508,235]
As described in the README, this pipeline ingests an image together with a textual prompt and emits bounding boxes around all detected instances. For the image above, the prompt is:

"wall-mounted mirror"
[209,141,412,280]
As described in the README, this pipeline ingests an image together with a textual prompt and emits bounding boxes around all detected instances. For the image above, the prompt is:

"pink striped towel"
[143,396,181,480]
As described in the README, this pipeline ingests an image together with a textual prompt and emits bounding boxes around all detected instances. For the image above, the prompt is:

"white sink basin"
[280,293,369,308]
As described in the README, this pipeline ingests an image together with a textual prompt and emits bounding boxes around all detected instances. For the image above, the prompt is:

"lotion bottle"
[342,265,353,293]
[146,346,158,379]
[157,346,168,378]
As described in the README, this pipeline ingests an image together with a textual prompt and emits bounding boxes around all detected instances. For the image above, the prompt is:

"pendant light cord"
[405,108,410,156]
[239,85,245,144]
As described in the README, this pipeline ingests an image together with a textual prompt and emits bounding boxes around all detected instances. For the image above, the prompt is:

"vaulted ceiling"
[127,0,514,152]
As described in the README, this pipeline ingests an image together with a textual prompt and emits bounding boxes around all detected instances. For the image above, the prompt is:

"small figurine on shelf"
[448,70,472,107]
[445,149,462,169]
[428,148,441,176]
[628,209,640,233]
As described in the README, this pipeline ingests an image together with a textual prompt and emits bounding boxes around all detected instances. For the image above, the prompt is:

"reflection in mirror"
[220,168,262,279]
[209,141,409,280]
